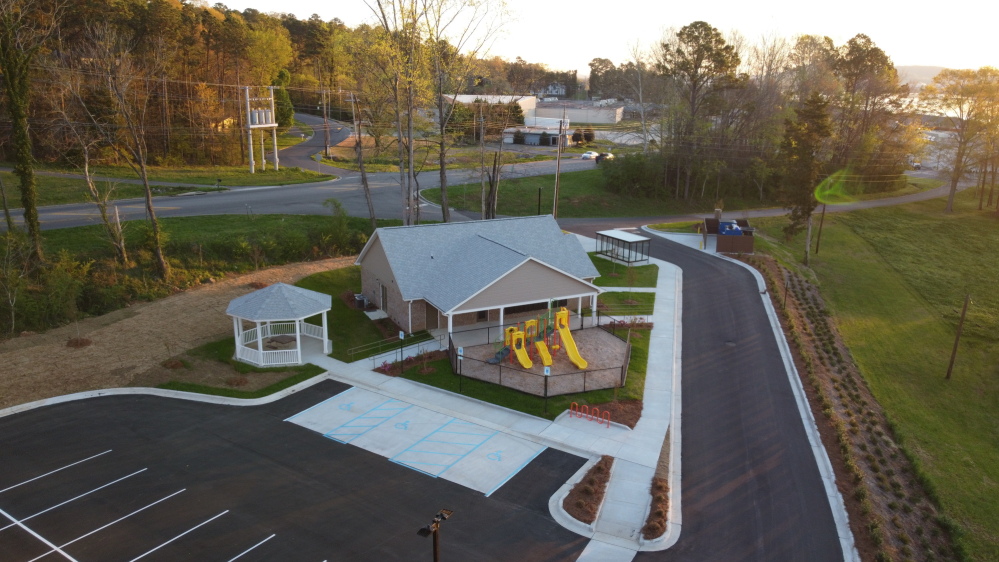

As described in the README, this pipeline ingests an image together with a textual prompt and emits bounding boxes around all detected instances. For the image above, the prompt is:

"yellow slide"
[534,341,553,366]
[556,308,588,369]
[510,329,533,369]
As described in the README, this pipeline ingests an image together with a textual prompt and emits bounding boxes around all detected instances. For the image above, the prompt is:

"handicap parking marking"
[389,419,498,478]
[324,399,411,444]
[285,388,390,434]
[286,388,550,495]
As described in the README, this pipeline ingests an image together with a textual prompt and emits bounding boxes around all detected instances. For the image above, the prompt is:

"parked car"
[595,152,614,163]
[912,161,922,170]
[580,151,599,159]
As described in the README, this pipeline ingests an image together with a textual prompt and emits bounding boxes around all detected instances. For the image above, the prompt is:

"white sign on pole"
[544,366,551,376]
[399,331,405,340]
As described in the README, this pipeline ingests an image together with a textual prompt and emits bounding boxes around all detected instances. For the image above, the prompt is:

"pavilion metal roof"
[226,283,331,321]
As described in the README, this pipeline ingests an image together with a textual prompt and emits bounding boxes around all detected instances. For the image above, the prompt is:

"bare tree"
[425,0,502,222]
[47,64,129,265]
[73,24,168,277]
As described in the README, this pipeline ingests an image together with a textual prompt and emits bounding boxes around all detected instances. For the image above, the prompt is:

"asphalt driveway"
[0,380,586,561]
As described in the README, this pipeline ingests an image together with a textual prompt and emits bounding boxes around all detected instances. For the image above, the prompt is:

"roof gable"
[365,216,599,308]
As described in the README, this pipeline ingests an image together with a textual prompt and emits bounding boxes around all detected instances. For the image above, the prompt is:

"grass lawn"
[589,253,659,287]
[598,291,655,315]
[647,220,701,233]
[398,328,650,420]
[42,215,395,264]
[1,165,333,207]
[157,337,326,399]
[751,189,999,561]
[293,267,388,362]
[422,169,781,218]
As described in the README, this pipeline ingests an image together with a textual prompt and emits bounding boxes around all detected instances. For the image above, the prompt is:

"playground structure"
[488,307,587,372]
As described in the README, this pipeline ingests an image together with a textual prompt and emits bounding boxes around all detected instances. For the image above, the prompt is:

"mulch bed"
[584,399,642,429]
[563,455,613,524]
[642,477,670,539]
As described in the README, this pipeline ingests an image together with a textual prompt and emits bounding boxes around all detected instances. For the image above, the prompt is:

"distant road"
[4,113,967,231]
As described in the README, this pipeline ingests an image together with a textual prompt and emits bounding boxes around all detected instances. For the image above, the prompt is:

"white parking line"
[0,450,112,495]
[0,468,147,532]
[24,489,188,562]
[226,533,276,561]
[0,506,79,562]
[127,510,229,562]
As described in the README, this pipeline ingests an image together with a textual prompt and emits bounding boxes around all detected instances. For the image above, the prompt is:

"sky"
[220,0,995,76]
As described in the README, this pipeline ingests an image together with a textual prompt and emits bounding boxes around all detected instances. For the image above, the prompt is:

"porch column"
[322,310,330,354]
[590,294,597,325]
[577,297,583,329]
[499,307,504,332]
[447,314,453,335]
[294,317,302,365]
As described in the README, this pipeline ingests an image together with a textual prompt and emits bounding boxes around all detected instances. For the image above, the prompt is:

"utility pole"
[814,204,828,255]
[946,293,971,380]
[552,106,567,218]
[323,89,331,158]
[479,105,486,219]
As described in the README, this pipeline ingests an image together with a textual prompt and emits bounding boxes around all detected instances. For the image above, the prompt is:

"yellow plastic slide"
[555,308,588,369]
[510,329,533,369]
[534,341,553,366]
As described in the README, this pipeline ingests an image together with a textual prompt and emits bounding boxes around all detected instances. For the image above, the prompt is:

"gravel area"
[0,257,355,410]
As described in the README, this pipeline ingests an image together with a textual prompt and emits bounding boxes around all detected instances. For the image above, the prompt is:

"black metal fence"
[446,332,631,400]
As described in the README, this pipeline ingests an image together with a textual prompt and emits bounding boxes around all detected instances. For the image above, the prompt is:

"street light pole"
[417,509,453,562]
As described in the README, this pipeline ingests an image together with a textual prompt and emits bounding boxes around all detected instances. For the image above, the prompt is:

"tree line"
[589,22,999,261]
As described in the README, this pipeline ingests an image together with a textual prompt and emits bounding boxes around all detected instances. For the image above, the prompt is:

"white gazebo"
[226,283,332,367]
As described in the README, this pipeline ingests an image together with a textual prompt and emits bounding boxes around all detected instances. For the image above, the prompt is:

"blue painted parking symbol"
[338,402,354,411]
[394,421,410,430]
[487,451,503,461]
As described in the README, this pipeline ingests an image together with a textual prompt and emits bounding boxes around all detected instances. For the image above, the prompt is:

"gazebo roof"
[226,283,331,321]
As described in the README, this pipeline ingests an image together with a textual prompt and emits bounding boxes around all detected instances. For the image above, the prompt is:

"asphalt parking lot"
[0,380,587,561]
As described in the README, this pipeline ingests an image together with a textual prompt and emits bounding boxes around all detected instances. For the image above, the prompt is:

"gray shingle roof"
[226,283,332,321]
[362,216,599,312]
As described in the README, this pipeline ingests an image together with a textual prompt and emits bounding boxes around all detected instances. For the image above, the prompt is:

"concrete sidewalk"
[299,247,683,561]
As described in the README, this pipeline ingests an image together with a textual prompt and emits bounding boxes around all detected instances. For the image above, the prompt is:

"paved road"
[23,112,600,230]
[0,380,587,561]
[565,225,845,561]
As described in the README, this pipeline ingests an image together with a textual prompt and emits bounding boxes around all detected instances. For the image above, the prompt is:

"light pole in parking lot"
[416,508,453,562]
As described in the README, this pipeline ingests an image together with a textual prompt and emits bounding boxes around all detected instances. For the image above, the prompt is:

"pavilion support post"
[294,318,302,365]
[255,321,263,364]
[232,317,240,347]
[322,311,330,353]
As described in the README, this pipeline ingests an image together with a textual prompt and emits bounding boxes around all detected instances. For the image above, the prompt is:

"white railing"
[301,322,324,339]
[236,344,301,367]
[241,327,259,346]
[268,322,297,336]
[259,349,299,366]
[236,345,262,365]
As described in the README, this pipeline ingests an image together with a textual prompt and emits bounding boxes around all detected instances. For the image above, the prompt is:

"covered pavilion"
[226,283,331,367]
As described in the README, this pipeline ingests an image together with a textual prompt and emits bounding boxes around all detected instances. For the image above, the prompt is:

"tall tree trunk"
[0,175,14,231]
[1,66,43,261]
[352,96,378,231]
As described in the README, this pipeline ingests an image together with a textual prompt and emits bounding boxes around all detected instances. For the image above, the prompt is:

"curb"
[716,254,860,562]
[0,371,335,420]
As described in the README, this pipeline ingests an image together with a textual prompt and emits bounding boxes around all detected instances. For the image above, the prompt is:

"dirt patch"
[0,257,355,410]
[642,477,670,539]
[130,353,297,392]
[585,399,642,429]
[742,255,957,562]
[563,455,613,524]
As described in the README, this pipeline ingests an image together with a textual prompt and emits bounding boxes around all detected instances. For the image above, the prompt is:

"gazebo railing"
[235,346,300,367]
[301,323,324,339]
